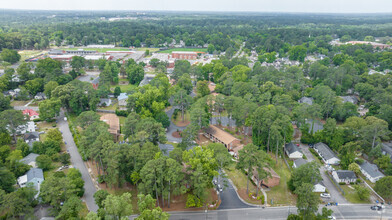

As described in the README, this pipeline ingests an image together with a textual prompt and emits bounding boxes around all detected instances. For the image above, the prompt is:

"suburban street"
[169,204,392,220]
[57,110,99,212]
[299,144,348,205]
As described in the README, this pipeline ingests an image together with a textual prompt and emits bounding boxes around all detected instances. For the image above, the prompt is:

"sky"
[2,0,392,13]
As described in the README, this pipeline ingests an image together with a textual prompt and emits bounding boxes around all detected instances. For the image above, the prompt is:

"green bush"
[339,182,346,185]
[302,154,307,160]
[356,179,361,184]
[186,194,203,208]
[115,109,128,117]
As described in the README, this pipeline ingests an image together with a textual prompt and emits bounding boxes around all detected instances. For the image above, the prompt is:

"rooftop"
[205,125,238,145]
[360,161,385,179]
[285,142,301,154]
[100,114,120,135]
[334,170,357,180]
[294,158,307,168]
[117,93,128,101]
[298,97,314,105]
[314,142,339,161]
[26,168,44,181]
[20,153,39,165]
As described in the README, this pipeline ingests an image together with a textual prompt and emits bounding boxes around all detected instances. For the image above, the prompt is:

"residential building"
[100,114,120,141]
[304,119,324,134]
[381,142,392,160]
[252,167,281,188]
[15,121,36,134]
[23,109,39,120]
[339,96,359,105]
[204,125,241,150]
[98,98,112,107]
[284,142,303,159]
[34,92,47,100]
[17,168,44,192]
[139,74,156,87]
[172,51,198,60]
[359,161,385,183]
[332,170,357,184]
[20,153,39,168]
[24,131,40,144]
[91,77,100,89]
[158,144,174,157]
[298,97,314,105]
[314,143,340,165]
[117,93,128,107]
[313,182,326,193]
[293,158,307,168]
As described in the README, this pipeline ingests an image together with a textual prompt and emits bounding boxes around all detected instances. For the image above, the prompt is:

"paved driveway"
[165,106,187,143]
[218,180,253,210]
[299,144,348,205]
[57,110,99,212]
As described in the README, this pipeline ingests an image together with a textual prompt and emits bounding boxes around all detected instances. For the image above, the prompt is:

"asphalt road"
[169,204,392,220]
[299,144,348,205]
[57,110,99,212]
[218,177,253,210]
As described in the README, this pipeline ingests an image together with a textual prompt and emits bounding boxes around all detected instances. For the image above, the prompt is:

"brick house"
[204,125,240,151]
[172,51,198,60]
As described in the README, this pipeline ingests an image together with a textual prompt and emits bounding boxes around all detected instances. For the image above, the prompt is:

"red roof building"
[23,109,39,120]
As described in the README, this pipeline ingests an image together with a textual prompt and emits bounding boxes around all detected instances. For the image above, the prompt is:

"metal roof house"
[359,161,385,183]
[117,93,128,107]
[285,142,303,159]
[313,181,326,193]
[314,143,340,165]
[17,168,44,191]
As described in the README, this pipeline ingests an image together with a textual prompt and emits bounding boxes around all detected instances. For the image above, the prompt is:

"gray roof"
[158,144,174,156]
[27,168,44,181]
[305,119,324,133]
[92,77,100,84]
[294,158,307,168]
[139,74,156,87]
[335,170,357,180]
[210,117,236,127]
[117,93,128,101]
[382,142,392,157]
[360,161,385,179]
[285,142,301,154]
[315,181,325,187]
[298,97,314,105]
[20,153,39,165]
[339,96,359,104]
[24,132,40,141]
[314,142,339,161]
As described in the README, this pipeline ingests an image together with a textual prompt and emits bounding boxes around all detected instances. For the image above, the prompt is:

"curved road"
[218,180,253,210]
[57,110,99,212]
[165,106,187,143]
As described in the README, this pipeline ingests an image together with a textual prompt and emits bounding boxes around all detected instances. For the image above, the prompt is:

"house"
[332,170,357,184]
[314,143,340,165]
[298,97,314,105]
[139,74,156,87]
[100,114,120,141]
[293,158,307,168]
[339,96,359,105]
[34,92,47,100]
[313,182,326,193]
[204,125,241,150]
[92,77,100,90]
[17,168,44,192]
[359,161,385,183]
[98,98,112,107]
[158,144,174,157]
[24,132,40,144]
[304,119,324,134]
[20,153,39,168]
[15,121,36,134]
[284,142,303,159]
[381,142,392,160]
[252,167,281,188]
[23,109,39,120]
[117,93,128,107]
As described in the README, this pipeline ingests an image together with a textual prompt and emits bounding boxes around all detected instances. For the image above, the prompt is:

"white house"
[314,143,340,165]
[117,93,128,107]
[14,121,36,135]
[332,170,357,184]
[313,182,326,193]
[284,142,303,159]
[359,161,385,183]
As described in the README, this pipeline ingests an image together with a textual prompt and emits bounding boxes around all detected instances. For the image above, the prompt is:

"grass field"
[157,48,207,53]
[18,50,45,61]
[341,185,371,203]
[136,47,160,52]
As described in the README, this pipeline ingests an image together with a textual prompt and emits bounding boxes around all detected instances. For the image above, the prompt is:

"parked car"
[64,117,67,121]
[320,193,331,198]
[328,216,336,220]
[217,184,223,192]
[212,180,217,185]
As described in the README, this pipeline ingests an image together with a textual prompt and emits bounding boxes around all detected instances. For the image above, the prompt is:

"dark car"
[371,205,382,210]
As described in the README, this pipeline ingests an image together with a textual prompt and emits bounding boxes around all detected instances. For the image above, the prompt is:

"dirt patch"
[237,188,263,205]
[173,120,190,127]
[172,131,182,138]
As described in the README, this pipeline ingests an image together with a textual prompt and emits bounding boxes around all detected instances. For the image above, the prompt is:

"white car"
[321,193,331,198]
[64,117,67,121]
[328,216,336,220]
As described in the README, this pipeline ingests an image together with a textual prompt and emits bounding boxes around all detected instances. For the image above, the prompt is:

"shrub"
[302,154,307,160]
[186,194,203,208]
[249,193,253,198]
[115,109,128,117]
[356,179,361,184]
[339,182,346,185]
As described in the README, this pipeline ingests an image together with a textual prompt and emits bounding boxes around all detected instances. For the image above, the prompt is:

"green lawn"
[110,83,137,93]
[341,185,371,204]
[136,47,160,52]
[18,50,45,61]
[98,103,118,111]
[157,48,207,53]
[266,156,297,206]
